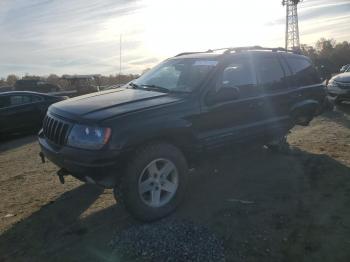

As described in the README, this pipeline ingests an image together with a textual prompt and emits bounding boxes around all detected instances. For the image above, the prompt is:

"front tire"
[115,142,188,221]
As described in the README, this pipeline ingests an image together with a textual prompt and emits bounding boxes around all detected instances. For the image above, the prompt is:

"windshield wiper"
[140,84,170,93]
[129,82,140,89]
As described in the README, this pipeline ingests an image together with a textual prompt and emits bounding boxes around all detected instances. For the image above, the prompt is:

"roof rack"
[175,51,213,57]
[175,46,299,57]
[221,46,297,54]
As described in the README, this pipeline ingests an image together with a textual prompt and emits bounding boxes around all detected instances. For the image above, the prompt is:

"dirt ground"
[0,104,349,262]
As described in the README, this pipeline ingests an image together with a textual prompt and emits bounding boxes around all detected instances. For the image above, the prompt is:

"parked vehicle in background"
[62,75,100,95]
[39,46,329,221]
[327,70,350,105]
[0,91,67,135]
[340,64,350,73]
[14,79,60,93]
[0,86,13,93]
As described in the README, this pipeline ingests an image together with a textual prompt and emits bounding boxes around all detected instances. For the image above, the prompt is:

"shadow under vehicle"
[0,91,67,136]
[39,46,331,221]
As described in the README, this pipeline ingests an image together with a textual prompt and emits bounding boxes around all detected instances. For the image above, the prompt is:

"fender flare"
[289,99,320,125]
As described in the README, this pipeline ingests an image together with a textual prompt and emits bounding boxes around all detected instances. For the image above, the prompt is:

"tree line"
[0,73,140,90]
[301,38,350,75]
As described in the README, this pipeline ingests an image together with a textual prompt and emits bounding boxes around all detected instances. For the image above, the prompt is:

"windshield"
[132,58,218,92]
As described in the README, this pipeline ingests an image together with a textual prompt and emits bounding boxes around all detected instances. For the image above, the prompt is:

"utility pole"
[282,0,302,50]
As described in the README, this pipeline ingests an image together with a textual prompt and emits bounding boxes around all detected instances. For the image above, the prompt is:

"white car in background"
[340,64,350,73]
[327,67,350,105]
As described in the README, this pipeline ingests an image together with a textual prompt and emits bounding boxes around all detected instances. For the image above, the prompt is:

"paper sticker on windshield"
[193,61,218,66]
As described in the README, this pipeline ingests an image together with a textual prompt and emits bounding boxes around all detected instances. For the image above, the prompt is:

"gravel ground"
[109,219,225,262]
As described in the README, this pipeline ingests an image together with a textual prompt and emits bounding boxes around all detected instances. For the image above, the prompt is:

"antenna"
[119,34,122,84]
[282,0,302,50]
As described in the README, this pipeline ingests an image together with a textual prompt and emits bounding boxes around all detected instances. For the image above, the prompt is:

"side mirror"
[206,86,240,105]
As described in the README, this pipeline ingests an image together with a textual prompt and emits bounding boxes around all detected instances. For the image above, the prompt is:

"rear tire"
[266,136,290,154]
[334,99,343,106]
[114,142,188,221]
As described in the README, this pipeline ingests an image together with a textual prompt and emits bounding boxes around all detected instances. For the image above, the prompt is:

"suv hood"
[332,72,350,83]
[49,88,181,122]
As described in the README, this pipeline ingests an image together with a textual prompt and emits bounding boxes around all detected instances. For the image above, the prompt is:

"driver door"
[197,54,265,150]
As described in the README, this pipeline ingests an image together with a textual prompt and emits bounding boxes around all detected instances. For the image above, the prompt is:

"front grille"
[43,115,70,146]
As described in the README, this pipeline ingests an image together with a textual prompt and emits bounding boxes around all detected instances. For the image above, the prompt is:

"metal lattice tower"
[282,0,301,50]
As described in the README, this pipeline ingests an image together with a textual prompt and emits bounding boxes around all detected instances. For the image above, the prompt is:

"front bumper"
[327,86,350,102]
[38,130,123,188]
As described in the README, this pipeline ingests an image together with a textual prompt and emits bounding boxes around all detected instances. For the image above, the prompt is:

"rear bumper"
[38,130,123,188]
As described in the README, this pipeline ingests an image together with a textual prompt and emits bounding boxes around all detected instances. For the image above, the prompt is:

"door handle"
[291,92,302,98]
[249,101,265,108]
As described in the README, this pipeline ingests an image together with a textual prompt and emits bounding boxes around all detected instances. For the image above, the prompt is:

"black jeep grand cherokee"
[39,47,328,221]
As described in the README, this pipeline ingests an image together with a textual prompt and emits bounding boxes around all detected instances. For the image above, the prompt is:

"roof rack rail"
[222,46,296,54]
[175,50,213,57]
[175,46,300,57]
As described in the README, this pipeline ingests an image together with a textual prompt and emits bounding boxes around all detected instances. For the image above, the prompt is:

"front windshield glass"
[132,58,219,92]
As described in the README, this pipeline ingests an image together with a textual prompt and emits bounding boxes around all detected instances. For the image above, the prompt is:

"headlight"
[67,124,112,150]
[327,79,337,87]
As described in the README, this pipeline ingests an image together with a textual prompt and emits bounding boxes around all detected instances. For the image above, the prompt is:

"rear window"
[286,57,321,86]
[254,55,286,91]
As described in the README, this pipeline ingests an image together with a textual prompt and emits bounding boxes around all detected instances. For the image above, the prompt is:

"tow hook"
[57,169,69,184]
[39,152,46,163]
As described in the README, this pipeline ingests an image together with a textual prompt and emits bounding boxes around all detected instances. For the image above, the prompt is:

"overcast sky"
[0,0,349,77]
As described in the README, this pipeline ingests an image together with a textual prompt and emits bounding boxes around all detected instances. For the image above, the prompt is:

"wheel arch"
[289,99,320,125]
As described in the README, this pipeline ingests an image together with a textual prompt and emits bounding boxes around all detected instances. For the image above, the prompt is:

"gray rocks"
[110,219,225,262]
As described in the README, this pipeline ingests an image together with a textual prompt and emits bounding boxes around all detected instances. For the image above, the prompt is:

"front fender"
[110,118,198,152]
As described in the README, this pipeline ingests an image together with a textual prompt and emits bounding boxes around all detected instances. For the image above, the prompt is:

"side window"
[255,55,286,91]
[10,95,31,106]
[279,56,294,87]
[287,57,321,86]
[31,95,43,102]
[219,59,258,98]
[0,96,10,109]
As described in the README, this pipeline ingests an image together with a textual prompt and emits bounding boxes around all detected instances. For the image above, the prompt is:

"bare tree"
[6,74,19,86]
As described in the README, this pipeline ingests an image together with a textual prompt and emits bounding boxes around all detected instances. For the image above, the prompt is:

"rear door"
[253,52,292,135]
[7,95,41,130]
[284,55,324,104]
[0,95,11,133]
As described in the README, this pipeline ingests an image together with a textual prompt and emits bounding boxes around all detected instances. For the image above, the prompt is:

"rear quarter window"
[10,95,32,106]
[0,96,10,109]
[286,57,321,86]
